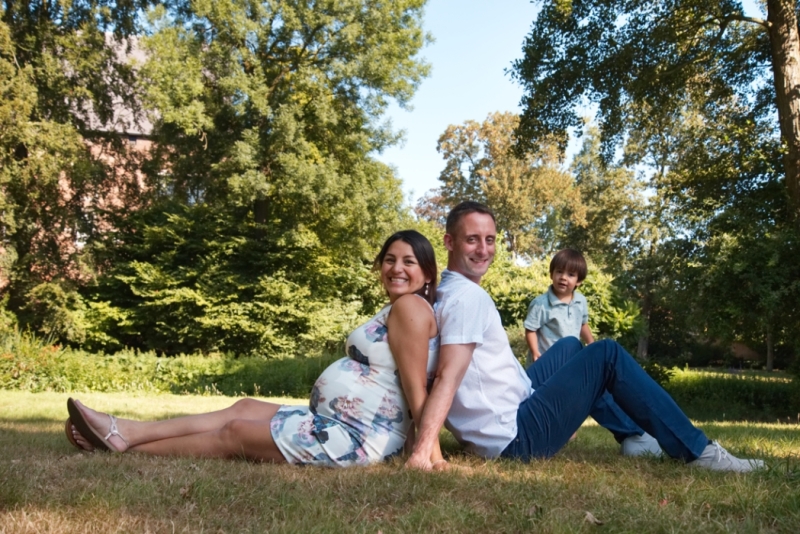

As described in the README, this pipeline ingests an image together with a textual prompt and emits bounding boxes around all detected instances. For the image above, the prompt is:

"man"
[405,201,762,472]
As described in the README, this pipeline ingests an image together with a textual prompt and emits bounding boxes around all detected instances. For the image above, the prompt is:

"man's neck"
[446,266,482,285]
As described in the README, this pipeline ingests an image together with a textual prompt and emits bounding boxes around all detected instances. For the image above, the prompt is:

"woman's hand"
[405,451,433,470]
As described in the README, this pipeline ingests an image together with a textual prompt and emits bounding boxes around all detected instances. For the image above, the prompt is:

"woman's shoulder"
[392,293,434,314]
[388,294,437,334]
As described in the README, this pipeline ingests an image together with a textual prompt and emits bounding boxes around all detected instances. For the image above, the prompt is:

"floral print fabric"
[272,303,438,467]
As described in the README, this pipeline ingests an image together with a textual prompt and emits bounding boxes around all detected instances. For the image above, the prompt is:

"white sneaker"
[688,441,765,472]
[620,432,663,457]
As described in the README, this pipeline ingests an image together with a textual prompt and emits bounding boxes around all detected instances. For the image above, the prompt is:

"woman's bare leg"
[131,418,287,462]
[70,398,283,454]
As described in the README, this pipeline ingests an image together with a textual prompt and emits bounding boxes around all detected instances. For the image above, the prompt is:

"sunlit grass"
[2,391,800,533]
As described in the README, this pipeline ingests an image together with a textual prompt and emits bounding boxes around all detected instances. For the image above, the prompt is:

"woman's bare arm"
[387,294,444,465]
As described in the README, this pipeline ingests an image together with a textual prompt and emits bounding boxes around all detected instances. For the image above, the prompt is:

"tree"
[513,0,800,219]
[1,2,150,340]
[138,0,429,255]
[558,126,645,270]
[79,0,431,355]
[659,91,798,369]
[689,228,799,371]
[427,112,584,256]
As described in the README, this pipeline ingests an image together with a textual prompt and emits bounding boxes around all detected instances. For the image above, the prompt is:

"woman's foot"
[68,399,131,452]
[68,422,96,452]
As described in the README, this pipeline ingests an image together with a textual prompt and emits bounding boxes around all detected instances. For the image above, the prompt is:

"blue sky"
[378,0,765,205]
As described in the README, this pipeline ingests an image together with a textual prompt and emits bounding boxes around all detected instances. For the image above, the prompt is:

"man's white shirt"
[435,269,533,457]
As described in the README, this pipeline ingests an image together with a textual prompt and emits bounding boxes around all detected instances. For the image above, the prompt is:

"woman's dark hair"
[374,230,438,306]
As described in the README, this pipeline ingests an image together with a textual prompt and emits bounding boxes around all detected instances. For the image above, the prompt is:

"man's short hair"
[549,248,588,282]
[445,201,496,236]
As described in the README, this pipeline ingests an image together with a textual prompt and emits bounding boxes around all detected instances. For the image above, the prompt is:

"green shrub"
[0,330,339,398]
[639,360,675,387]
[482,250,642,348]
[665,367,798,421]
[4,330,796,424]
[0,295,16,335]
[20,282,89,344]
[81,203,385,358]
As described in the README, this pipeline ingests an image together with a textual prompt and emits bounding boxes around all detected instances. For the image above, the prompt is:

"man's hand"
[406,343,475,467]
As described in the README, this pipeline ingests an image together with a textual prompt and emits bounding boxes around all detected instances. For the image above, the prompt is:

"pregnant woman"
[66,230,445,468]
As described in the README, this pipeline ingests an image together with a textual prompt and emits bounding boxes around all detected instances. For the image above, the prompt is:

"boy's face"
[550,267,581,300]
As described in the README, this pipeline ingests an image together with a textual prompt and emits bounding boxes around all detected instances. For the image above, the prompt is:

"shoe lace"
[711,441,728,463]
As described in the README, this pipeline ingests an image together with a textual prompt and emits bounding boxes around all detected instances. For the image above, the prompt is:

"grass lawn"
[1,391,800,533]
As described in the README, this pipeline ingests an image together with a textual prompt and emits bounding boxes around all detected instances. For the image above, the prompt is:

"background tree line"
[418,0,800,370]
[1,0,430,356]
[2,0,798,370]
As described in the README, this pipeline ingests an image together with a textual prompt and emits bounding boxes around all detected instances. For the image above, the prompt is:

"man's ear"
[575,280,583,288]
[444,233,454,252]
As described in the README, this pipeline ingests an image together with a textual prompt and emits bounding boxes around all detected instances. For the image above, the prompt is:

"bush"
[664,367,798,421]
[83,204,381,358]
[0,330,338,398]
[0,295,16,335]
[482,251,642,348]
[639,361,675,387]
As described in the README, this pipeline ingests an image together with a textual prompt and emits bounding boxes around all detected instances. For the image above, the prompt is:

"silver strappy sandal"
[66,398,130,452]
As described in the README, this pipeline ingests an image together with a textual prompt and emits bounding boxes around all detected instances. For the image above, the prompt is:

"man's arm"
[405,342,474,470]
[525,329,541,360]
[579,323,594,345]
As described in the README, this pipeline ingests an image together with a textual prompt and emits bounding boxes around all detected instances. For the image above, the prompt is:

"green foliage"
[0,329,338,397]
[665,368,798,421]
[558,127,646,272]
[20,282,89,344]
[422,112,583,256]
[0,2,147,326]
[6,328,798,424]
[639,361,675,388]
[87,203,381,356]
[482,249,642,348]
[0,295,16,335]
[509,0,800,366]
[2,0,431,355]
[481,249,551,326]
[512,1,772,160]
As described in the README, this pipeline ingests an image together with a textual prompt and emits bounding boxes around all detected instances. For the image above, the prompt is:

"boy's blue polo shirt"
[523,286,589,358]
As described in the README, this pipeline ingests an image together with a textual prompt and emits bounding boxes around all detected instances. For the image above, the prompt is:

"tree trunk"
[766,326,774,372]
[254,198,268,225]
[253,198,269,240]
[767,0,800,218]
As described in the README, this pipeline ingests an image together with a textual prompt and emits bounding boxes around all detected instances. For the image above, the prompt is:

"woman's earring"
[424,283,429,296]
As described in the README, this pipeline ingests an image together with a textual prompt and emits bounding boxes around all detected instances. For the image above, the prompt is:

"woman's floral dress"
[272,301,439,467]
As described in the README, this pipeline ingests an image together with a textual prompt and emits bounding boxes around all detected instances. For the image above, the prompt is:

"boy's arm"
[580,323,595,345]
[525,329,541,360]
[523,297,546,360]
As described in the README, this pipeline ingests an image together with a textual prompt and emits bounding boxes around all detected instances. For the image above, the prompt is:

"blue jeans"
[501,338,708,461]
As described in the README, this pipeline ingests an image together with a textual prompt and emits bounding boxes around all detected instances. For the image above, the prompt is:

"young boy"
[524,248,595,365]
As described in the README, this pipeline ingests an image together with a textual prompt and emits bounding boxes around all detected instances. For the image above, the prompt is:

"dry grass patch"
[1,391,800,533]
